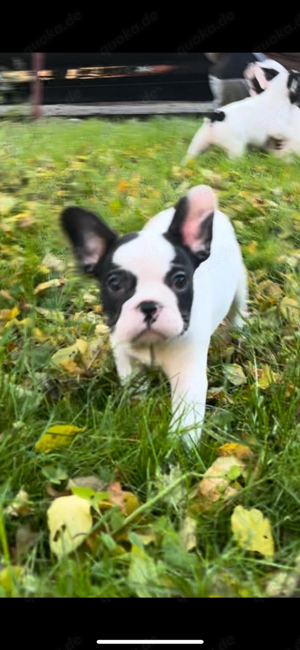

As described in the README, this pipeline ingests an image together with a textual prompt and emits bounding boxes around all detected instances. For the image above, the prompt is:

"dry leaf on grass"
[191,456,245,510]
[231,505,274,557]
[5,490,31,517]
[67,476,109,493]
[16,525,39,559]
[256,365,280,389]
[34,278,65,294]
[217,443,253,460]
[35,424,83,454]
[225,364,247,386]
[179,516,197,552]
[48,495,93,558]
[42,253,65,272]
[128,544,163,598]
[280,297,299,323]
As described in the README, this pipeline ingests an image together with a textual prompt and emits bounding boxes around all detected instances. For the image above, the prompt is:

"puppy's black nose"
[139,301,158,322]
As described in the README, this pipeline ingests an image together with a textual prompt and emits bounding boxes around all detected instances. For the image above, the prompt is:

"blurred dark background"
[0,53,212,104]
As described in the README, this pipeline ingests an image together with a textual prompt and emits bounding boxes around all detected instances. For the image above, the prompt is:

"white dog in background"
[62,185,247,447]
[183,62,300,161]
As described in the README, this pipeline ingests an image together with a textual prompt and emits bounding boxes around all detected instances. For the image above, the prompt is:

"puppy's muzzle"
[138,301,160,326]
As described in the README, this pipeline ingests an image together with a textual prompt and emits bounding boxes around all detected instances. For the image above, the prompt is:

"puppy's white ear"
[61,207,117,273]
[167,185,217,264]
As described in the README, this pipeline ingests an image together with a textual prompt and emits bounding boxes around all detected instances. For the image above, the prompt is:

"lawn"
[0,116,300,598]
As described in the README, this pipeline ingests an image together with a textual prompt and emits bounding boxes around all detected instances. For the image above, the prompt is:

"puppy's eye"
[172,272,189,291]
[107,272,125,293]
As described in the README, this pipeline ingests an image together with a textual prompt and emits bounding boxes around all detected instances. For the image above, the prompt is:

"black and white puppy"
[61,186,247,446]
[183,64,300,161]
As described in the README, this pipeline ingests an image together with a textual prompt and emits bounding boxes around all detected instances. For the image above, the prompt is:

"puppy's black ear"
[261,67,279,82]
[61,207,117,274]
[287,70,300,105]
[166,185,216,266]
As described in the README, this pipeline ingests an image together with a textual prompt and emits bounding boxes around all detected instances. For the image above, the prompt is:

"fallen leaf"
[265,571,299,597]
[48,494,93,558]
[217,443,253,460]
[0,194,17,215]
[42,253,65,272]
[154,464,188,509]
[16,525,39,559]
[122,491,140,516]
[0,306,19,322]
[128,544,162,597]
[247,242,257,255]
[34,278,65,294]
[179,516,197,552]
[197,456,245,506]
[5,490,31,517]
[257,365,280,389]
[225,364,247,386]
[51,340,87,369]
[81,335,109,371]
[280,297,299,323]
[0,290,12,300]
[231,505,274,557]
[0,566,23,593]
[35,424,83,454]
[67,476,109,493]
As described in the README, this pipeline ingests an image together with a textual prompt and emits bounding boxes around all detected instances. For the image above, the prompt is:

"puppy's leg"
[113,344,133,384]
[182,121,212,163]
[227,264,248,329]
[220,132,245,158]
[163,341,210,447]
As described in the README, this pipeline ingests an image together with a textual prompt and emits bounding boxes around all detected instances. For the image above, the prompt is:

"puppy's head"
[61,185,216,346]
[244,59,284,96]
[287,70,300,106]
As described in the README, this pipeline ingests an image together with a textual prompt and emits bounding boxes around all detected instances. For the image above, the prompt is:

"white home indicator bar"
[97,642,204,646]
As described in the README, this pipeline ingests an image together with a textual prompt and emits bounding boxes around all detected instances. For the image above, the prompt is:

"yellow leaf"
[257,365,280,389]
[34,278,65,294]
[179,516,197,552]
[0,306,19,322]
[18,317,34,328]
[33,328,48,341]
[76,339,88,354]
[0,309,11,320]
[231,505,274,557]
[247,242,257,255]
[198,456,245,505]
[51,339,87,369]
[35,424,83,454]
[81,336,109,370]
[280,297,299,323]
[122,491,140,516]
[0,566,23,593]
[42,253,65,272]
[37,264,50,274]
[4,490,31,517]
[225,364,247,386]
[217,443,253,460]
[117,179,129,193]
[0,194,17,215]
[59,359,85,375]
[48,495,93,558]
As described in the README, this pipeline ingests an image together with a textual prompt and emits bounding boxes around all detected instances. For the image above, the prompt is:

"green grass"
[0,116,300,598]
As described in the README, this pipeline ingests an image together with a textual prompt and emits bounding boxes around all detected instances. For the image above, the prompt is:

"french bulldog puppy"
[183,66,300,161]
[61,185,247,446]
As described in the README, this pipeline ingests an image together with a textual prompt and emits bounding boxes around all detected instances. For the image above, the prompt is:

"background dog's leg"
[182,122,212,163]
[227,264,248,328]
